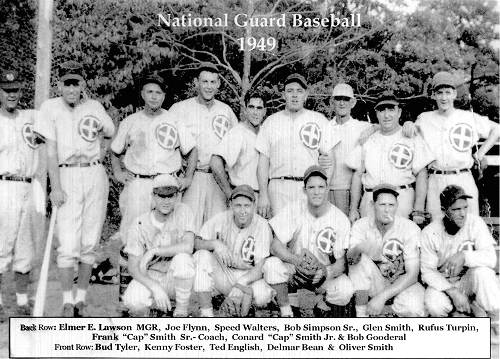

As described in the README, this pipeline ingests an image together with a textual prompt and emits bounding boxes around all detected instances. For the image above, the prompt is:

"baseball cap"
[374,93,399,110]
[432,71,456,91]
[59,61,85,82]
[303,165,327,185]
[152,174,179,196]
[332,83,354,98]
[230,184,255,202]
[440,185,472,209]
[197,62,219,76]
[0,70,22,90]
[284,73,308,89]
[141,73,166,92]
[372,184,399,201]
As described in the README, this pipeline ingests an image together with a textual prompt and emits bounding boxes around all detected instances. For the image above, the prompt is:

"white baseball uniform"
[111,109,195,239]
[328,117,372,214]
[169,97,238,230]
[263,201,353,306]
[0,109,39,274]
[212,122,259,191]
[416,109,499,218]
[255,109,339,215]
[122,204,195,313]
[35,97,115,268]
[193,210,274,307]
[346,128,434,218]
[347,216,426,317]
[420,214,500,317]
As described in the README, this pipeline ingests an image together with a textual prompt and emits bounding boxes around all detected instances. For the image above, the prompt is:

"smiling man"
[193,184,274,317]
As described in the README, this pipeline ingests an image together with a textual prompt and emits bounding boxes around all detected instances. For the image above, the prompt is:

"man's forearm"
[477,125,499,159]
[184,147,198,179]
[210,155,232,198]
[413,168,428,211]
[379,272,418,302]
[257,155,270,197]
[46,142,62,190]
[270,239,299,266]
[350,171,362,212]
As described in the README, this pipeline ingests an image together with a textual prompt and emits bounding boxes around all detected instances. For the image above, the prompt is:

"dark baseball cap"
[141,73,166,92]
[230,184,255,202]
[432,71,456,91]
[284,73,308,89]
[374,93,399,110]
[197,62,219,76]
[59,61,85,82]
[0,70,22,90]
[372,184,399,201]
[152,174,179,196]
[440,185,472,209]
[304,165,327,185]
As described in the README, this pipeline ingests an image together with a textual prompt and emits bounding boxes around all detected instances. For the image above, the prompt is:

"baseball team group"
[0,60,498,335]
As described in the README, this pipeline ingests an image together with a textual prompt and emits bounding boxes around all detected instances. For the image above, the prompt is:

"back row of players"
[0,61,498,323]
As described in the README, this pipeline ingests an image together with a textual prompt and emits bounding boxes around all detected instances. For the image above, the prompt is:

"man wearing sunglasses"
[210,92,266,201]
[34,61,115,317]
[122,174,195,317]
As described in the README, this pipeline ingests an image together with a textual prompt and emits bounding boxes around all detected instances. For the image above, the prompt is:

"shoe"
[291,306,302,318]
[173,308,188,317]
[62,303,74,317]
[16,303,31,316]
[74,302,86,317]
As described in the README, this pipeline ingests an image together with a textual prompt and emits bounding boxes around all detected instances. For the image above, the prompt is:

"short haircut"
[244,90,267,107]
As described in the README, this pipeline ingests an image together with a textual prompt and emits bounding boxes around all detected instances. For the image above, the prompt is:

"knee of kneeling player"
[324,275,354,306]
[170,253,195,279]
[122,283,153,313]
[467,266,496,284]
[262,257,289,285]
[251,280,275,307]
[425,290,452,317]
[193,249,214,267]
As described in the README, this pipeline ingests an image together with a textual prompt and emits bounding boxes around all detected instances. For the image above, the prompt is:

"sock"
[356,305,368,317]
[75,288,87,303]
[280,305,293,317]
[0,294,3,306]
[200,307,214,317]
[174,278,192,313]
[63,290,74,305]
[16,293,28,306]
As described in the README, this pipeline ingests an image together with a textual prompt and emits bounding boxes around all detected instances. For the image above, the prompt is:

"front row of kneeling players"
[121,165,500,324]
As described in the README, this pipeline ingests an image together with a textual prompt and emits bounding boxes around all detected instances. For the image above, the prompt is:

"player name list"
[10,317,490,358]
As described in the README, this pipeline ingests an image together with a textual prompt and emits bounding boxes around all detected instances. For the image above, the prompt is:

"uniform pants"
[360,188,414,219]
[122,253,194,313]
[329,189,350,215]
[0,181,33,274]
[348,254,426,317]
[182,172,226,231]
[268,179,305,218]
[193,250,274,307]
[57,165,108,268]
[424,267,500,317]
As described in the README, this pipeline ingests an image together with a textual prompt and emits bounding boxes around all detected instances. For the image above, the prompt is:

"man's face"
[376,104,401,132]
[195,71,220,101]
[374,193,398,225]
[444,198,468,228]
[60,79,83,105]
[245,97,266,127]
[153,191,178,215]
[433,86,457,111]
[332,96,355,117]
[141,83,165,111]
[0,88,21,111]
[284,82,307,112]
[304,175,328,208]
[231,195,255,228]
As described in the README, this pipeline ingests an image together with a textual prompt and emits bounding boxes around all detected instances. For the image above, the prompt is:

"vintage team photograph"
[0,0,499,357]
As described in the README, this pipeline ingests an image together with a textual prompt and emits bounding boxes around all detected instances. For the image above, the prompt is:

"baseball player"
[210,92,266,199]
[169,63,238,230]
[34,61,115,317]
[346,93,434,223]
[263,166,351,317]
[420,185,499,331]
[256,74,338,219]
[0,70,41,319]
[111,73,197,241]
[193,185,274,317]
[415,71,500,219]
[346,184,426,317]
[122,174,195,317]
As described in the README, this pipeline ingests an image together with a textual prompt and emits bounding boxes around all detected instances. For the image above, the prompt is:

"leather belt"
[429,168,470,175]
[365,183,415,192]
[196,168,212,174]
[0,175,32,183]
[129,169,183,179]
[271,176,304,181]
[59,160,101,168]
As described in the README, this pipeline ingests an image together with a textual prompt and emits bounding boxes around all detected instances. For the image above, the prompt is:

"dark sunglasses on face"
[333,96,352,102]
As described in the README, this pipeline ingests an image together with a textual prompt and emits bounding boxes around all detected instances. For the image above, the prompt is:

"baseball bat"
[33,206,58,317]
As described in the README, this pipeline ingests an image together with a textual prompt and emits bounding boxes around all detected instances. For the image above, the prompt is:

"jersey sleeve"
[253,218,272,263]
[255,119,271,157]
[402,221,420,262]
[348,219,365,249]
[345,144,363,171]
[110,117,131,155]
[213,127,243,167]
[92,100,115,138]
[334,216,351,259]
[412,134,435,174]
[227,106,238,128]
[420,227,453,291]
[320,121,341,154]
[123,220,146,258]
[199,214,221,241]
[178,204,196,236]
[269,203,298,245]
[473,113,497,140]
[463,216,497,268]
[34,102,56,142]
[176,123,196,155]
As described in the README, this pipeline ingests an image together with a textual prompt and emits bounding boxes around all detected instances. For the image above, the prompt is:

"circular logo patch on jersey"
[316,227,336,255]
[22,123,39,149]
[449,123,473,152]
[382,238,404,262]
[212,115,230,139]
[241,236,256,263]
[388,143,413,169]
[458,240,475,252]
[155,122,178,150]
[78,115,101,142]
[299,122,321,150]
